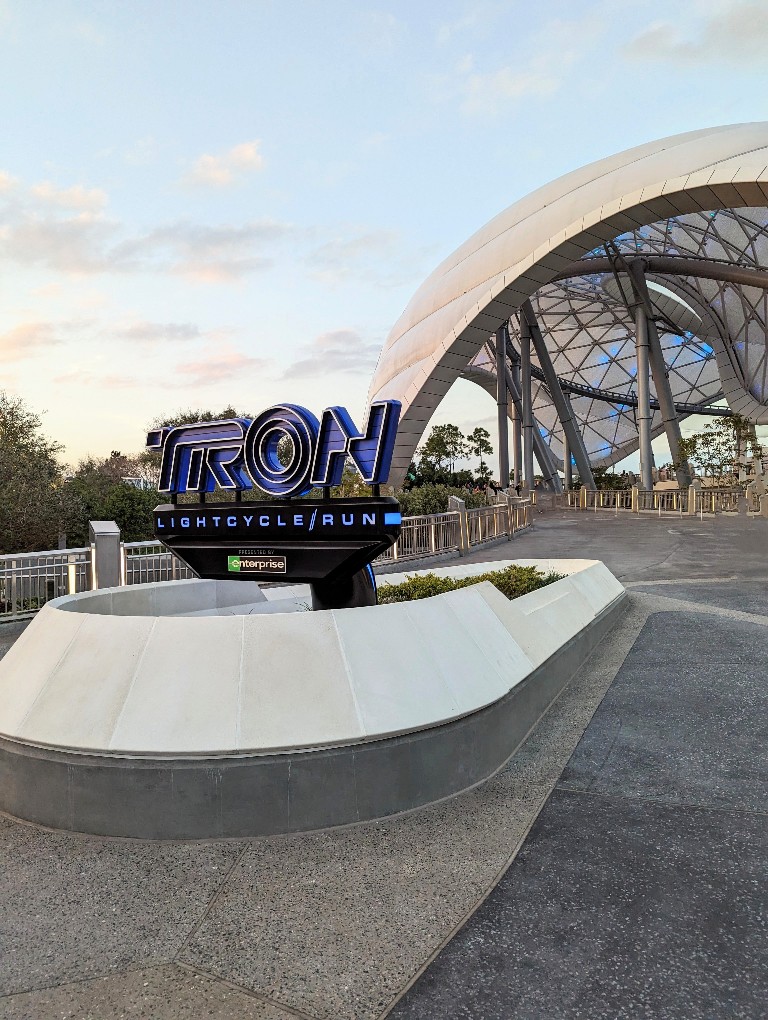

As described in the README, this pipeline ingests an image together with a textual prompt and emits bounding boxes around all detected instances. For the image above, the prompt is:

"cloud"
[624,2,768,65]
[53,368,138,388]
[0,170,17,192]
[0,172,291,279]
[0,320,90,362]
[174,346,270,386]
[284,329,381,378]
[112,321,202,343]
[30,181,107,213]
[122,136,158,166]
[459,63,558,116]
[118,219,291,281]
[0,214,122,273]
[431,15,601,117]
[306,229,424,287]
[183,141,264,188]
[0,322,59,361]
[436,2,507,46]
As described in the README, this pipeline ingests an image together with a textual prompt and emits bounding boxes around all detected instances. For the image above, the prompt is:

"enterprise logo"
[228,555,286,573]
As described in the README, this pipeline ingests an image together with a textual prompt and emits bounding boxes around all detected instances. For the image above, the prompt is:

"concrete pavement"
[1,511,767,1019]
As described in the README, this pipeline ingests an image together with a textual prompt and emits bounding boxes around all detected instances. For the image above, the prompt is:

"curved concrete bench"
[0,560,625,838]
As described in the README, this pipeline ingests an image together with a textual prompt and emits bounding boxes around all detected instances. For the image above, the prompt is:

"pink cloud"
[175,347,270,386]
[0,322,60,362]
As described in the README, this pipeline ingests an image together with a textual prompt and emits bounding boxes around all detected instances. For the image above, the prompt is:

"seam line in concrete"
[634,591,768,625]
[0,961,169,1003]
[377,787,552,1020]
[173,961,320,1020]
[173,843,251,960]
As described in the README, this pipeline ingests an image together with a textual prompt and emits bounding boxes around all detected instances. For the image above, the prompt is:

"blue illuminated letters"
[147,400,401,498]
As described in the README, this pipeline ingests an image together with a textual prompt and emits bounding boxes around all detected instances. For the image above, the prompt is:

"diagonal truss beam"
[521,299,597,490]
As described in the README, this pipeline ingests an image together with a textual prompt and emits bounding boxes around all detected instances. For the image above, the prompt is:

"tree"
[64,453,160,545]
[417,424,468,480]
[591,466,627,491]
[676,414,760,485]
[0,391,81,553]
[467,427,494,482]
[140,406,247,488]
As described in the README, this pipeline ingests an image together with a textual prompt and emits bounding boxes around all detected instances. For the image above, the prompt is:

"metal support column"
[511,406,522,487]
[521,299,596,490]
[630,286,654,491]
[507,338,523,486]
[504,363,561,492]
[519,312,535,490]
[484,339,560,491]
[495,325,510,487]
[628,261,691,488]
[563,432,572,490]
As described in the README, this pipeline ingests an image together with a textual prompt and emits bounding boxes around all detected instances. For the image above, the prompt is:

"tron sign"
[146,399,401,498]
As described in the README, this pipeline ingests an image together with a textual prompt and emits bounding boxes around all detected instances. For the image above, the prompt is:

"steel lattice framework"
[464,206,768,468]
[368,124,768,482]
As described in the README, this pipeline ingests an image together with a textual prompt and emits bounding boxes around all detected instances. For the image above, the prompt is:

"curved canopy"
[368,123,768,479]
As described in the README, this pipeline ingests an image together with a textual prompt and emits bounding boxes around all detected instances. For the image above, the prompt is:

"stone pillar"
[687,482,700,516]
[89,520,122,589]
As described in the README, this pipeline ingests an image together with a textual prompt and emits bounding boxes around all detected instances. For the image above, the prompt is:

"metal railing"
[121,542,196,585]
[691,488,741,514]
[377,512,460,563]
[0,547,91,619]
[379,499,532,564]
[0,500,535,620]
[552,485,759,516]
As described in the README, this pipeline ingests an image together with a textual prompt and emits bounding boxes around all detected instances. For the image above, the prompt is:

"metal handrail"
[0,501,535,620]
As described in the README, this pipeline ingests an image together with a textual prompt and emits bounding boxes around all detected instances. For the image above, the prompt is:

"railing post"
[447,496,469,555]
[631,485,639,514]
[505,494,515,540]
[89,521,122,589]
[687,483,699,516]
[579,486,588,509]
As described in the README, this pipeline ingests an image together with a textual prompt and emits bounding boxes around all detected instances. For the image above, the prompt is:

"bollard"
[89,521,122,589]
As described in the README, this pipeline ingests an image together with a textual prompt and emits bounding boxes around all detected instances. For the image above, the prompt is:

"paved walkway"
[1,512,766,1018]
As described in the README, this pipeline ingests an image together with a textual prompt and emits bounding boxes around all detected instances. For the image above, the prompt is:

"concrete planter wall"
[0,560,625,838]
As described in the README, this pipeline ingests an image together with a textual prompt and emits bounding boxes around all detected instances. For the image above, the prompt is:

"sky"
[2,0,768,471]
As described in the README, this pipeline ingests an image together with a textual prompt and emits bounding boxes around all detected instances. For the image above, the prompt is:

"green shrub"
[378,564,563,604]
